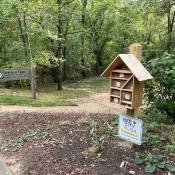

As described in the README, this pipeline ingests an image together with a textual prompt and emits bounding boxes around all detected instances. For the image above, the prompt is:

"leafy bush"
[134,153,175,174]
[144,52,175,121]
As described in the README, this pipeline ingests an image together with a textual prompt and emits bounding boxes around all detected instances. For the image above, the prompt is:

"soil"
[0,112,146,175]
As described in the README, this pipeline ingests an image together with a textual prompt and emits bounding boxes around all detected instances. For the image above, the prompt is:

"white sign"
[118,115,143,145]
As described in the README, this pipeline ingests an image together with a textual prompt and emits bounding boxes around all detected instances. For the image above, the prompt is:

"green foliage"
[88,116,118,156]
[0,0,174,96]
[144,53,175,121]
[166,164,175,173]
[80,77,109,93]
[1,129,55,150]
[141,118,175,154]
[134,153,175,174]
[0,95,76,107]
[89,121,105,156]
[134,154,145,165]
[164,140,175,153]
[144,164,156,174]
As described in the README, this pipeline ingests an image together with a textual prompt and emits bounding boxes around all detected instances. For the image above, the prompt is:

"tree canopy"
[0,0,175,89]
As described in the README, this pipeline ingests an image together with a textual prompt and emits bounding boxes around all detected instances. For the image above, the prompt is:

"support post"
[31,65,36,99]
[27,32,36,99]
[125,43,143,147]
[127,43,143,117]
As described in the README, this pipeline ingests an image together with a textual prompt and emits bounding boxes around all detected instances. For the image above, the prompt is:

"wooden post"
[127,43,143,117]
[31,65,36,99]
[125,44,143,147]
[129,43,143,61]
[27,33,36,99]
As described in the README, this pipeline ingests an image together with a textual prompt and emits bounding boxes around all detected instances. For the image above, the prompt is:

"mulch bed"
[0,112,174,175]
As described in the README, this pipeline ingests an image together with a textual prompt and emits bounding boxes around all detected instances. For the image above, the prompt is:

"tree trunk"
[167,2,175,52]
[57,65,62,90]
[56,0,63,90]
[17,16,28,57]
[62,46,67,81]
[80,0,87,79]
[95,50,103,75]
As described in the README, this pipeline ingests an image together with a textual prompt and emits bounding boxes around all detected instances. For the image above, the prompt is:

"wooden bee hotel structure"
[101,44,153,114]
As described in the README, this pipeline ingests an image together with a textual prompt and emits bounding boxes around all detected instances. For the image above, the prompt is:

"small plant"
[88,135,106,156]
[164,140,175,153]
[42,132,56,145]
[59,120,72,126]
[89,121,106,156]
[145,134,160,146]
[78,117,90,125]
[134,153,175,174]
[143,121,175,154]
[1,129,55,150]
[88,116,118,156]
[15,130,38,147]
[0,141,12,150]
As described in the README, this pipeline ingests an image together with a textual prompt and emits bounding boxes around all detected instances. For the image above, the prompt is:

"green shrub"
[144,52,175,121]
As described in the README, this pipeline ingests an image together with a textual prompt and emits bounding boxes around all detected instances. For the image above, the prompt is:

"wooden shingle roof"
[101,54,153,81]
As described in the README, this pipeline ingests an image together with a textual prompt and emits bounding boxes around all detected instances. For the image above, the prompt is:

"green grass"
[0,76,109,106]
[78,77,109,93]
[0,96,76,107]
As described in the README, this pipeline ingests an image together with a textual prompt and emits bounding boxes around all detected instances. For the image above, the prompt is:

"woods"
[0,0,174,87]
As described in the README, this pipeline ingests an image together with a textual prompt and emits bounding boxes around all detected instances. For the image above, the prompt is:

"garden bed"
[0,112,174,175]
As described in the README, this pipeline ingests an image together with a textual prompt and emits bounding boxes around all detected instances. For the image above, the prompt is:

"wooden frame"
[109,68,144,109]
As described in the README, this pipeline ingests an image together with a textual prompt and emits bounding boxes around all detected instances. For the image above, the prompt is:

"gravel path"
[0,93,125,115]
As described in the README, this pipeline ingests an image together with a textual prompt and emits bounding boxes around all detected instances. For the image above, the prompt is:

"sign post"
[30,66,36,99]
[0,68,36,99]
[27,32,36,99]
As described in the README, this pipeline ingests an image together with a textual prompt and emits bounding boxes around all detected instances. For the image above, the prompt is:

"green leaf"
[166,164,175,172]
[144,164,155,174]
[147,154,154,163]
[157,161,166,169]
[134,157,145,165]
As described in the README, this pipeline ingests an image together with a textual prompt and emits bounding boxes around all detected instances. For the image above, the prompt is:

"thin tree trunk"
[80,0,87,79]
[167,2,175,52]
[17,16,28,57]
[56,0,63,90]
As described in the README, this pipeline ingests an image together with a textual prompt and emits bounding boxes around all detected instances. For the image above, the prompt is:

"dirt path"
[0,93,125,115]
